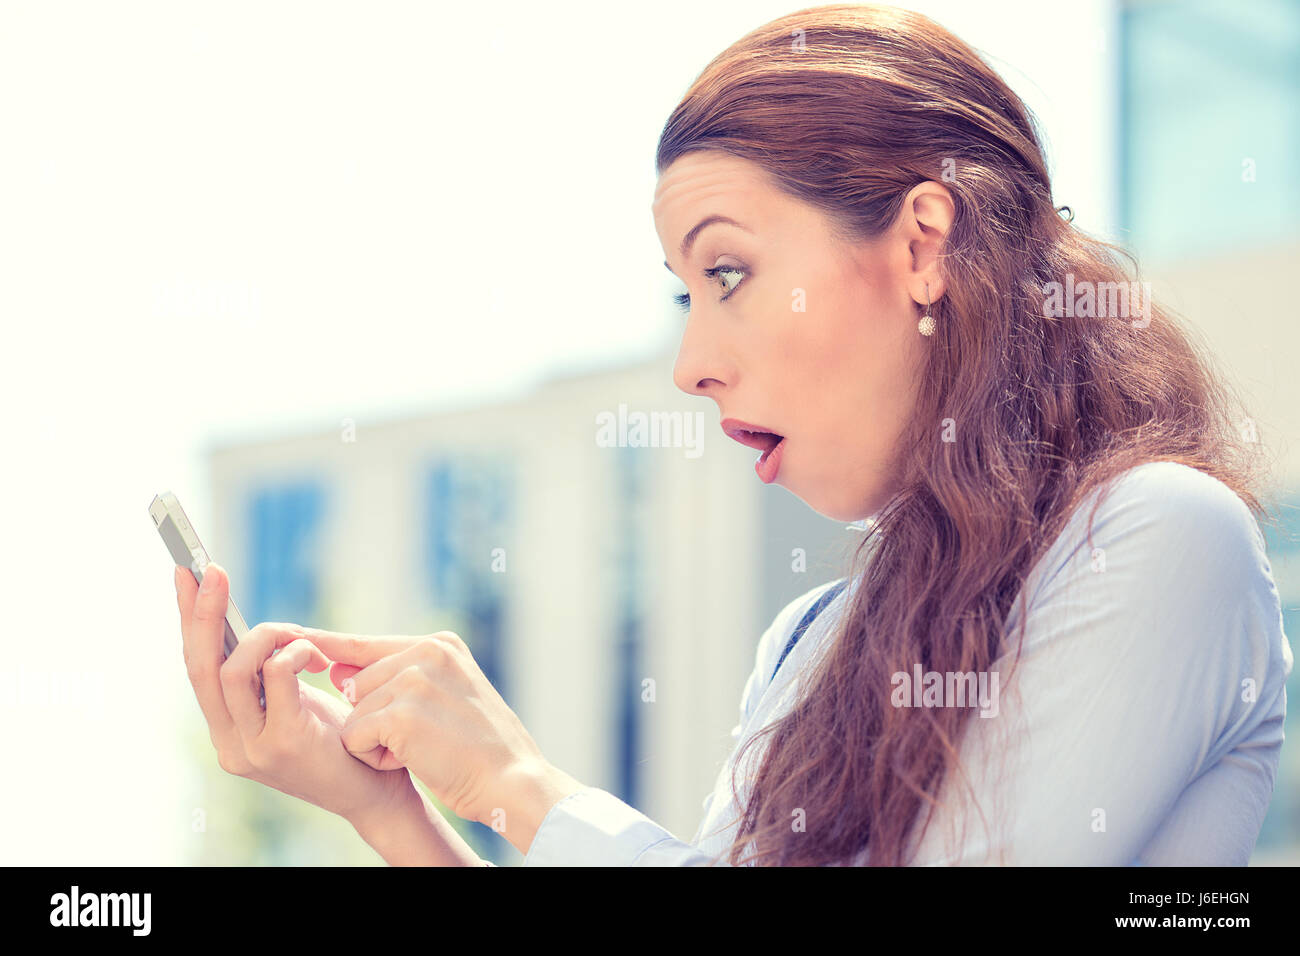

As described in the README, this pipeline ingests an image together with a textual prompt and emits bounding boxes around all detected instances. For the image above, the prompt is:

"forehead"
[652,151,776,236]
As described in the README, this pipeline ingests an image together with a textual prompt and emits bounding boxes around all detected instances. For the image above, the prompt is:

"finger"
[261,638,322,728]
[347,645,434,704]
[179,562,242,751]
[338,674,401,757]
[329,661,363,700]
[223,622,330,741]
[175,564,194,630]
[348,743,404,772]
[375,747,403,771]
[298,642,331,673]
[349,635,463,703]
[260,622,332,673]
[340,709,399,767]
[296,627,421,669]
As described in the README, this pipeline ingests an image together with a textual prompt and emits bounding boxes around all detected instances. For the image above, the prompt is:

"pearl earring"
[918,283,935,337]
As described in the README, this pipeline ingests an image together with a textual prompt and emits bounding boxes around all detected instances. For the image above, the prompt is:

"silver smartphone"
[150,491,265,707]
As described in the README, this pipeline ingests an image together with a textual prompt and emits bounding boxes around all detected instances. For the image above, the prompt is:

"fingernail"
[174,566,183,592]
[198,565,218,594]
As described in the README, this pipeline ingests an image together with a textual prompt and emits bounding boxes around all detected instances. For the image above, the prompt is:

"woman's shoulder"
[1097,459,1261,528]
[1073,459,1262,539]
[1021,459,1292,687]
[1027,460,1272,601]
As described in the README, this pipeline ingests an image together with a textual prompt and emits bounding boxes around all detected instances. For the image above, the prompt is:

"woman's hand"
[297,627,571,830]
[175,562,419,826]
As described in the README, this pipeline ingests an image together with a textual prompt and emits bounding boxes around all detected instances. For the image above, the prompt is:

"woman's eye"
[672,265,747,314]
[710,265,746,297]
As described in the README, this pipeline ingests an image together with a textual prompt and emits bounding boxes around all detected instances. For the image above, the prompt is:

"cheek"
[771,261,868,372]
[791,286,891,407]
[786,286,914,470]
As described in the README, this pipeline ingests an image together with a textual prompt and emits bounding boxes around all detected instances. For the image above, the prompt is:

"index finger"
[295,627,418,669]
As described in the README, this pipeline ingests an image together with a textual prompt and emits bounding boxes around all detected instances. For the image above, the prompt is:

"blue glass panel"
[613,445,645,808]
[244,480,326,627]
[421,455,513,695]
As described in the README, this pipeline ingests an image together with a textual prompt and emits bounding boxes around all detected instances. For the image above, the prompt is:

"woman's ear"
[902,181,954,304]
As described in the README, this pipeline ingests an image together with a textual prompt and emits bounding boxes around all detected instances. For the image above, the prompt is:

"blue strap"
[771,578,850,683]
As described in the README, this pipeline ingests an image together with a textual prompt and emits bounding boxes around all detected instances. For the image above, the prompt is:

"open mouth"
[720,419,787,484]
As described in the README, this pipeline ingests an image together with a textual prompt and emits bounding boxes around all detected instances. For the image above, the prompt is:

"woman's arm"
[517,782,733,866]
[308,583,838,865]
[298,628,596,855]
[486,758,587,857]
[349,779,485,866]
[913,462,1293,865]
[350,756,724,865]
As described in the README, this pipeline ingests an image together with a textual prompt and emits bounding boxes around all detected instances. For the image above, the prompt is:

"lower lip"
[755,437,785,484]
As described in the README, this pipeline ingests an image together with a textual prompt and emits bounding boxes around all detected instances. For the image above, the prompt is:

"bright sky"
[0,0,1116,863]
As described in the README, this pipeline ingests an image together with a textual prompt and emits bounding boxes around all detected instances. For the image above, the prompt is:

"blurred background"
[1,0,1296,865]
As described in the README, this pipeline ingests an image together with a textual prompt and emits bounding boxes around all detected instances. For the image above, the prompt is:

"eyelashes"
[673,264,747,313]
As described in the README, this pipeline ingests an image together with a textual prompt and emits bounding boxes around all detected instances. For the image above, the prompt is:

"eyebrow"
[663,215,751,273]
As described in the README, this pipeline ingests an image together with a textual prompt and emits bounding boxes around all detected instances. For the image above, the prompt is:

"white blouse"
[521,461,1294,865]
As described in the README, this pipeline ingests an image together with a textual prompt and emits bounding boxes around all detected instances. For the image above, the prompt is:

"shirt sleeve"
[911,461,1293,865]
[522,582,841,866]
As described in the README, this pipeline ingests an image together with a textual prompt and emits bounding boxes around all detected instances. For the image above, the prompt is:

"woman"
[176,3,1292,865]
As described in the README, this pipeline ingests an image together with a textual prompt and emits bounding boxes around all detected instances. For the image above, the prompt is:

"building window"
[421,454,513,696]
[244,480,327,627]
[613,445,646,807]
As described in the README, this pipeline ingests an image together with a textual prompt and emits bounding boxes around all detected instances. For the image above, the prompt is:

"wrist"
[351,775,482,866]
[484,758,585,857]
[348,776,417,837]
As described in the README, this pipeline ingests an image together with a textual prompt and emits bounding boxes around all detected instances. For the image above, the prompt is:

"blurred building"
[203,0,1300,865]
[1120,0,1300,861]
[207,351,854,863]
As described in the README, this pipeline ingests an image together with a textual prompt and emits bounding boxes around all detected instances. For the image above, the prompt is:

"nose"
[672,311,731,398]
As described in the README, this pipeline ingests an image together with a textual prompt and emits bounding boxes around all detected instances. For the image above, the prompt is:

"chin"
[786,481,875,524]
[778,450,887,523]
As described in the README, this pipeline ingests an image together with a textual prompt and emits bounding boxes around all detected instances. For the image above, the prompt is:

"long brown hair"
[655,3,1279,866]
